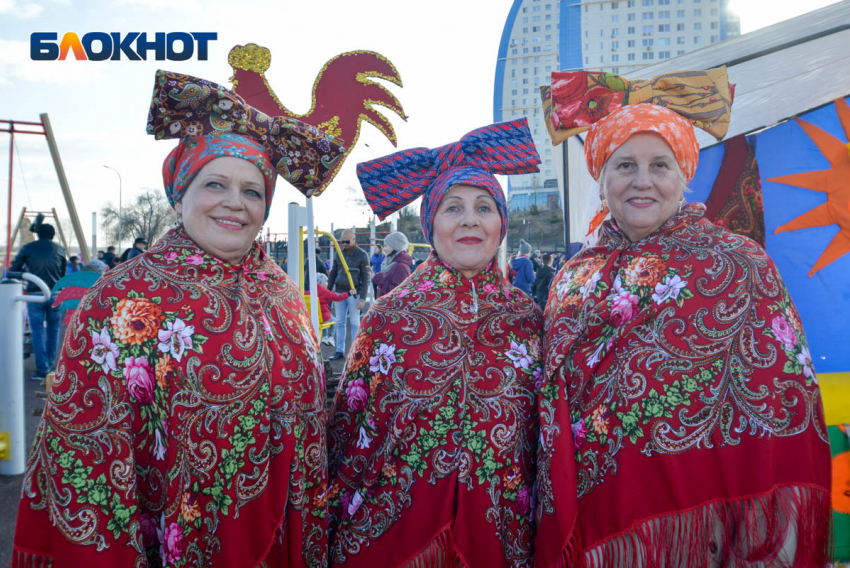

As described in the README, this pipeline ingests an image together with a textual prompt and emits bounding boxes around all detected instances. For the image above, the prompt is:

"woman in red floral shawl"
[326,119,544,567]
[535,69,831,567]
[12,70,344,567]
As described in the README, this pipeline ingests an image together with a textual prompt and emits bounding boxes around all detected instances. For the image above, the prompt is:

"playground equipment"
[0,272,50,475]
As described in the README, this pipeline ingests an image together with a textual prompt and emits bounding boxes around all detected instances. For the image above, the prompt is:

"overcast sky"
[0,0,844,252]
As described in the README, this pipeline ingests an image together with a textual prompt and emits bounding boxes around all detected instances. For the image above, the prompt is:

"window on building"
[524,57,529,63]
[677,49,685,54]
[511,89,517,95]
[676,9,684,16]
[659,51,670,58]
[642,38,654,46]
[628,53,636,60]
[659,10,670,18]
[694,36,703,44]
[711,21,718,29]
[585,4,588,11]
[534,67,540,74]
[642,0,653,5]
[628,26,636,33]
[546,24,552,29]
[612,28,620,35]
[511,99,516,106]
[642,12,654,19]
[585,43,589,50]
[612,14,619,22]
[628,0,635,6]
[612,67,620,73]
[658,24,670,31]
[612,54,620,61]
[511,48,518,55]
[546,3,551,8]
[711,7,718,15]
[546,14,552,20]
[523,27,528,33]
[612,40,620,48]
[628,39,636,47]
[585,30,589,38]
[533,26,540,31]
[600,29,604,36]
[711,35,718,42]
[694,22,702,30]
[612,1,619,7]
[533,16,541,22]
[601,2,604,9]
[658,0,670,3]
[585,56,589,64]
[658,37,670,45]
[676,23,685,30]
[533,46,542,52]
[523,78,529,83]
[677,36,685,44]
[522,7,527,12]
[642,25,653,33]
[511,79,518,85]
[534,56,540,62]
[600,55,604,63]
[628,12,636,20]
[523,68,528,74]
[600,42,604,49]
[694,8,702,16]
[642,52,655,60]
[523,88,529,94]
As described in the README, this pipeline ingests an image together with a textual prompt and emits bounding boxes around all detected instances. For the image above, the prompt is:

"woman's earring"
[678,197,685,214]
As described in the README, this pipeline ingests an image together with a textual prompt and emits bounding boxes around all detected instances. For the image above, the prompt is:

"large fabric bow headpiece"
[147,69,346,208]
[356,118,541,244]
[540,66,733,145]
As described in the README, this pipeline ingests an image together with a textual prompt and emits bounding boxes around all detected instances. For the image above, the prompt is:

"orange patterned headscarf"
[585,103,700,182]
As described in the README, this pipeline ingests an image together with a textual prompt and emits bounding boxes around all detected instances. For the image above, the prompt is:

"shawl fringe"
[582,485,831,568]
[11,547,52,568]
[399,524,468,568]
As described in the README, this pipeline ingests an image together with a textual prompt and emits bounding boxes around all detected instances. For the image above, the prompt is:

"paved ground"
[0,341,349,564]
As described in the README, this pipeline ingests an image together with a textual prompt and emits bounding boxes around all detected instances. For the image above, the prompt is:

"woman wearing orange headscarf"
[534,69,831,567]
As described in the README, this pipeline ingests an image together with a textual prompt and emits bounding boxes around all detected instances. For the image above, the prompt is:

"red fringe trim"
[10,547,52,568]
[399,523,468,568]
[581,485,831,568]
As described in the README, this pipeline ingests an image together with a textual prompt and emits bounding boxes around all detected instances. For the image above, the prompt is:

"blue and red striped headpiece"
[356,118,541,245]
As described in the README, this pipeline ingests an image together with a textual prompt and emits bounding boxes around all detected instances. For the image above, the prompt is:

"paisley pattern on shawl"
[13,228,328,568]
[535,203,831,567]
[327,253,542,567]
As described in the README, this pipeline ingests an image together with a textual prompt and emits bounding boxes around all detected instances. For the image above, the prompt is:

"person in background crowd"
[372,231,412,298]
[102,245,117,268]
[82,259,108,274]
[12,69,340,567]
[328,228,370,360]
[531,253,555,308]
[328,118,543,567]
[511,239,535,295]
[310,272,356,347]
[126,236,147,260]
[530,249,542,273]
[370,243,385,297]
[10,222,66,380]
[66,255,82,274]
[96,250,105,260]
[302,242,329,291]
[535,69,830,567]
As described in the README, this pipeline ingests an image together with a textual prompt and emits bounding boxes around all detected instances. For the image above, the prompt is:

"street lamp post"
[103,165,122,249]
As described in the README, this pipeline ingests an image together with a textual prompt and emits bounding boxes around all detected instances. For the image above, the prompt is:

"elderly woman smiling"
[326,120,544,567]
[13,71,343,568]
[534,70,831,567]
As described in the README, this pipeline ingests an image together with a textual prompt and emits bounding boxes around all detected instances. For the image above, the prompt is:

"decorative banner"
[689,96,850,375]
[228,43,406,193]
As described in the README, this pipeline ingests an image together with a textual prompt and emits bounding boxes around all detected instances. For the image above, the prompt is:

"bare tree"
[101,189,177,248]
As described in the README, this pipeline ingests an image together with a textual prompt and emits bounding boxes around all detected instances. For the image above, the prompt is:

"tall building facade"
[494,0,740,211]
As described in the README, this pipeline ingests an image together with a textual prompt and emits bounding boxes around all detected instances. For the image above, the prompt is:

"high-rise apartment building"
[494,0,740,210]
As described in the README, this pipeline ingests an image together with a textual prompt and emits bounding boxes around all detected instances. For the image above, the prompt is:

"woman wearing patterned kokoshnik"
[533,67,832,567]
[327,120,543,567]
[12,71,344,567]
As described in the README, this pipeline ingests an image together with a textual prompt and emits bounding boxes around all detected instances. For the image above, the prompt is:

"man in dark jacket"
[532,253,555,308]
[127,237,147,260]
[102,245,117,268]
[10,223,66,379]
[511,239,535,295]
[328,229,370,360]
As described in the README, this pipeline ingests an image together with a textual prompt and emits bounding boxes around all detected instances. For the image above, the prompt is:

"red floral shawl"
[327,254,543,567]
[535,203,831,567]
[14,228,328,568]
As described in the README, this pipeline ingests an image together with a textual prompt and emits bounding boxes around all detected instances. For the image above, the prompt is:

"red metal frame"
[1,119,47,272]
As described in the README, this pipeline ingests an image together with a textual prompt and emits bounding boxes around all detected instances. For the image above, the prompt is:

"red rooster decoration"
[228,43,406,191]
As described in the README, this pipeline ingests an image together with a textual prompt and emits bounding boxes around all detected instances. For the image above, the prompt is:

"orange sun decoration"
[767,97,850,277]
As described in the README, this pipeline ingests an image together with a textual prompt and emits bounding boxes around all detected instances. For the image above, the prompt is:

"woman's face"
[174,157,266,265]
[602,132,685,242]
[383,245,394,255]
[432,184,502,278]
